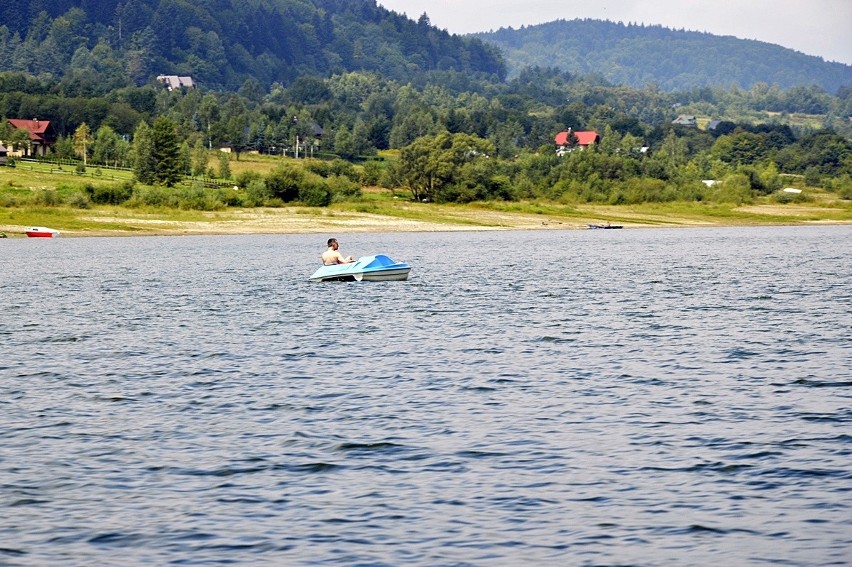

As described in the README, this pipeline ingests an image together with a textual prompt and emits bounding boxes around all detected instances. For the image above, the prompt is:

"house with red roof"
[6,118,57,156]
[555,128,600,155]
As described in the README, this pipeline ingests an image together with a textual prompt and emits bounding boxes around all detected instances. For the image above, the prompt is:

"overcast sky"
[377,0,852,65]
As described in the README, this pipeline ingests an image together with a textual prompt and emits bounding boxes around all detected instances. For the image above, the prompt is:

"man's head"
[327,238,338,249]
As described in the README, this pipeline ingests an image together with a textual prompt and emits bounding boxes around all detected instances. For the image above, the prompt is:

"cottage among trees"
[555,129,600,155]
[3,118,57,156]
[672,114,698,127]
[156,75,195,91]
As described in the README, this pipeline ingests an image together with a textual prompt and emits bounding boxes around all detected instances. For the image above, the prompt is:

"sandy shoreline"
[1,208,592,237]
[1,203,850,237]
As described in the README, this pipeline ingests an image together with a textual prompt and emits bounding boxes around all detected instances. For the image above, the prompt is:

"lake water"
[1,226,850,566]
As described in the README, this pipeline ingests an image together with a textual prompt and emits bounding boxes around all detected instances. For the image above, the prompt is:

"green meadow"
[1,155,850,237]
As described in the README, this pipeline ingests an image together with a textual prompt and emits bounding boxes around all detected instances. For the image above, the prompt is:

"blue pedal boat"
[309,254,411,282]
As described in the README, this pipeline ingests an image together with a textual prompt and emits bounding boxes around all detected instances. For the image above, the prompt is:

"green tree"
[333,126,355,160]
[218,151,231,180]
[489,120,523,159]
[360,161,382,186]
[131,121,156,185]
[192,139,208,176]
[8,127,31,155]
[389,108,438,148]
[712,131,769,165]
[92,124,122,166]
[398,132,495,202]
[178,141,192,175]
[151,116,181,186]
[73,122,93,167]
[351,118,375,156]
[266,163,303,202]
[52,135,76,159]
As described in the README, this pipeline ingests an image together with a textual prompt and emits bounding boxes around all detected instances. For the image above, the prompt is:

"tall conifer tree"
[152,116,181,187]
[131,121,156,185]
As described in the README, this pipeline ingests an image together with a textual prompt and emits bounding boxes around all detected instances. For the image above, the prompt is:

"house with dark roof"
[0,143,7,165]
[156,75,195,90]
[672,114,697,127]
[555,129,600,155]
[6,118,57,156]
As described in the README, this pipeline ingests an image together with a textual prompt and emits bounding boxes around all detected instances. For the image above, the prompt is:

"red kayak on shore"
[25,226,61,238]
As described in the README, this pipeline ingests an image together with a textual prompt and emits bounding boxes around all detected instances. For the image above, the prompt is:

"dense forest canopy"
[476,19,852,93]
[0,0,506,89]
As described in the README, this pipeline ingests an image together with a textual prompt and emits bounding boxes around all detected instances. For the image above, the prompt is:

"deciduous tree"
[73,122,92,166]
[399,131,494,202]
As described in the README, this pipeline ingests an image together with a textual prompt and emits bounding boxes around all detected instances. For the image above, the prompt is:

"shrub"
[67,191,91,209]
[33,189,61,206]
[439,183,482,204]
[0,193,19,207]
[126,186,179,208]
[823,175,852,199]
[235,170,263,189]
[216,187,246,207]
[327,175,361,201]
[299,178,333,207]
[244,178,272,207]
[360,161,382,186]
[616,177,675,204]
[512,177,536,200]
[773,190,813,204]
[177,186,225,210]
[127,185,226,210]
[303,159,331,178]
[265,164,303,202]
[379,160,404,189]
[85,180,135,205]
[804,167,822,187]
[709,173,754,204]
[739,166,769,194]
[328,159,358,181]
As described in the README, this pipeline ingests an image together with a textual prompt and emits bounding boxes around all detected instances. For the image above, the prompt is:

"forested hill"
[0,0,505,90]
[475,19,851,93]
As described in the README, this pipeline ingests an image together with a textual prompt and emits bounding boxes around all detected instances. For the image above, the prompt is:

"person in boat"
[322,238,355,265]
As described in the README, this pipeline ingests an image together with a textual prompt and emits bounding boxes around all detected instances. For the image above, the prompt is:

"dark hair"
[327,238,338,246]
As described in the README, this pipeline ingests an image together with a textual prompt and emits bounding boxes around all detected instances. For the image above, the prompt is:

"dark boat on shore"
[587,223,623,229]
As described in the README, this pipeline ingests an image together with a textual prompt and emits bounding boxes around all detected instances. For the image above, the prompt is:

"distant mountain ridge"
[475,19,851,93]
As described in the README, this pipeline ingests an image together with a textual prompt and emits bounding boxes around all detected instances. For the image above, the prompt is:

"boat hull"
[359,267,411,281]
[310,254,411,282]
[26,227,60,238]
[587,224,622,229]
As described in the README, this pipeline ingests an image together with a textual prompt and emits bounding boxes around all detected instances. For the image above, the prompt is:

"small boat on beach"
[26,226,61,238]
[587,223,622,229]
[310,254,411,282]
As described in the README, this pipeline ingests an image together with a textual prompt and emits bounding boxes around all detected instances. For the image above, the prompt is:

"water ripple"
[1,227,850,565]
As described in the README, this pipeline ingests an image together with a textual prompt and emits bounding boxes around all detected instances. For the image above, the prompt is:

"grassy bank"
[1,159,850,237]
